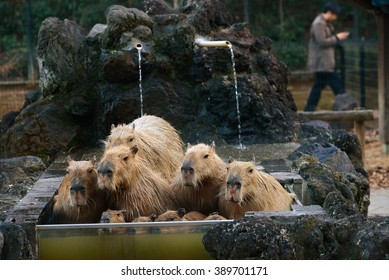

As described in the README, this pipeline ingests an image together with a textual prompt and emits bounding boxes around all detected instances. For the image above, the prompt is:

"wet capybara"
[97,145,177,221]
[155,208,186,222]
[204,212,227,220]
[100,209,126,223]
[182,211,207,221]
[104,115,183,180]
[132,213,157,223]
[218,159,295,219]
[170,142,227,215]
[52,157,107,224]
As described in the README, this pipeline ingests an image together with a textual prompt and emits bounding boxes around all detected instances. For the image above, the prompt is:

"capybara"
[97,145,177,221]
[182,211,206,221]
[98,209,128,234]
[104,115,184,180]
[204,212,227,220]
[155,208,186,222]
[171,142,227,215]
[52,157,107,224]
[132,213,157,223]
[218,159,294,219]
[100,209,126,223]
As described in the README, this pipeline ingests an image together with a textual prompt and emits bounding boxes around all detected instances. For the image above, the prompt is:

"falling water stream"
[228,44,244,150]
[136,43,144,117]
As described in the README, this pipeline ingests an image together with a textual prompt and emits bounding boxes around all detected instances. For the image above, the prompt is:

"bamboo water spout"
[194,38,231,48]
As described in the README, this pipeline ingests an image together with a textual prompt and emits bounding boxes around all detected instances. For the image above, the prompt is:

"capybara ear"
[100,139,108,147]
[91,156,96,166]
[251,154,256,164]
[228,157,234,164]
[177,208,186,217]
[130,145,139,155]
[187,143,192,150]
[149,213,157,221]
[210,141,216,151]
[67,155,72,163]
[132,123,136,130]
[111,124,115,130]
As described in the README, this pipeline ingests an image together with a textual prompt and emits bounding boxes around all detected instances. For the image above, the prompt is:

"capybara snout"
[181,160,194,182]
[97,162,114,178]
[227,176,241,189]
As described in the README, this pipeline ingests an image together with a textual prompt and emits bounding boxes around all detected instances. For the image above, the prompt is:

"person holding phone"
[304,2,349,111]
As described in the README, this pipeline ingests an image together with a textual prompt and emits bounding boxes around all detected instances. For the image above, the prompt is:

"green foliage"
[273,42,307,71]
[0,0,379,74]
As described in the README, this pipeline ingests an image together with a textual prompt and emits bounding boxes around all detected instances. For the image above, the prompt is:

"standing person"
[304,2,349,111]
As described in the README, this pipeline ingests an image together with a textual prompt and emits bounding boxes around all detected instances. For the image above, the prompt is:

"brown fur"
[155,208,186,222]
[100,209,126,223]
[170,142,227,215]
[218,160,294,219]
[97,145,177,221]
[182,211,206,221]
[52,157,107,224]
[132,213,157,223]
[204,212,227,220]
[104,115,184,180]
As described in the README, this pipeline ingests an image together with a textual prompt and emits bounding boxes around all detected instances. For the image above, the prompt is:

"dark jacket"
[307,14,338,73]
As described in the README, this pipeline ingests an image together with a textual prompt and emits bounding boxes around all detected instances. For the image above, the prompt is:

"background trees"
[0,0,378,79]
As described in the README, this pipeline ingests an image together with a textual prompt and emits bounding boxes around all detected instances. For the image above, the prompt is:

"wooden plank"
[355,120,366,165]
[298,110,374,121]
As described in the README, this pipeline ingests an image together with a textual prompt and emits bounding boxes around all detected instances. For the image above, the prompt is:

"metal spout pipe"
[194,38,231,48]
[135,43,143,50]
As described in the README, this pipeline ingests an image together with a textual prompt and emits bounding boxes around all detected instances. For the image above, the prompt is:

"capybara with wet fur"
[132,213,157,222]
[52,157,108,224]
[155,208,186,222]
[218,159,294,219]
[100,209,126,223]
[97,145,177,221]
[170,142,227,215]
[104,115,183,180]
[182,211,206,221]
[204,212,227,220]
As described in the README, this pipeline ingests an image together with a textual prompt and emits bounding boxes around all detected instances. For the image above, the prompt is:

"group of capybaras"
[50,115,295,225]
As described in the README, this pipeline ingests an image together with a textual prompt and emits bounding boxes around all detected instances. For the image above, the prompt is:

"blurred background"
[0,0,378,116]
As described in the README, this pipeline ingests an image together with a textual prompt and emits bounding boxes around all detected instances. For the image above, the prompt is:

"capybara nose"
[181,160,194,173]
[70,182,84,193]
[100,218,110,223]
[98,162,113,177]
[227,177,241,189]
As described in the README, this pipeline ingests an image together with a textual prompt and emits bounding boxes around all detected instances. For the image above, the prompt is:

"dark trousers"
[304,72,345,111]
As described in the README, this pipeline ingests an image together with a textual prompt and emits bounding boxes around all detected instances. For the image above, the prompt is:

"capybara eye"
[248,168,254,173]
[130,137,134,142]
[123,156,129,161]
[203,154,209,159]
[87,168,93,173]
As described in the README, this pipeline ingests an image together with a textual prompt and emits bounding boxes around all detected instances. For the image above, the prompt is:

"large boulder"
[203,215,389,260]
[0,223,34,260]
[1,0,299,158]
